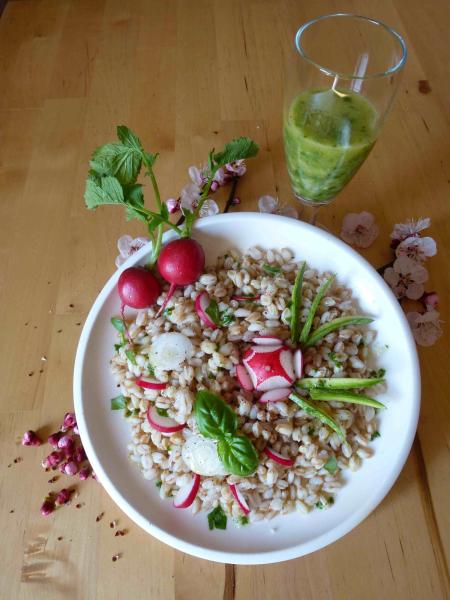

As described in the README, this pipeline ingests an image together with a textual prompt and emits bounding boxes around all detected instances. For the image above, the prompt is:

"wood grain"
[0,1,449,598]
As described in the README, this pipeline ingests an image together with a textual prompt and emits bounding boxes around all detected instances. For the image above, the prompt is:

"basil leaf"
[111,395,127,410]
[324,456,338,474]
[290,261,306,344]
[207,505,227,530]
[204,299,221,327]
[299,275,335,344]
[217,435,259,476]
[111,317,125,334]
[194,390,237,439]
[262,263,281,274]
[125,349,137,365]
[156,407,169,417]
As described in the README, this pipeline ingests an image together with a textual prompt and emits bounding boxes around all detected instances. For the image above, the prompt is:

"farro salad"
[109,246,386,529]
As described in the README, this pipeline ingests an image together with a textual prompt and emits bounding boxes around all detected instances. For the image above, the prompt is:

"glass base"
[292,191,333,227]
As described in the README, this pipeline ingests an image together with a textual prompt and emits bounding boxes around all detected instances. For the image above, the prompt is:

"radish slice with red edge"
[232,295,260,301]
[264,447,295,467]
[294,349,303,379]
[236,365,254,391]
[195,291,217,330]
[229,483,250,515]
[259,388,292,403]
[136,376,167,391]
[147,406,185,434]
[173,473,201,508]
[252,335,283,346]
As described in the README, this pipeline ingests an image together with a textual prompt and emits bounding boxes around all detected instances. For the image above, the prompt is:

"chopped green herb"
[309,388,386,409]
[111,317,126,334]
[207,505,227,530]
[114,343,122,352]
[324,456,338,474]
[290,261,306,344]
[220,310,235,326]
[164,307,174,316]
[111,394,127,410]
[238,515,249,526]
[147,363,156,377]
[205,299,221,327]
[299,275,335,344]
[156,407,169,417]
[371,368,386,379]
[305,315,374,348]
[328,496,334,505]
[329,352,343,368]
[155,480,162,488]
[308,427,315,436]
[371,431,381,441]
[262,263,281,274]
[125,348,137,365]
[315,501,325,510]
[207,372,216,380]
[124,409,132,418]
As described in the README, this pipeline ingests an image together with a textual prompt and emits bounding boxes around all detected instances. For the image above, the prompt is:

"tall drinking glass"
[283,13,407,223]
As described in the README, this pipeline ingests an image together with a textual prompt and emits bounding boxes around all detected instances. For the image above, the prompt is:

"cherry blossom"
[180,183,201,211]
[422,291,439,310]
[391,217,431,245]
[199,198,219,217]
[383,256,428,299]
[210,167,229,192]
[188,166,205,187]
[165,198,180,214]
[340,211,379,248]
[396,235,437,262]
[115,235,149,268]
[226,159,247,176]
[258,195,298,219]
[407,310,443,347]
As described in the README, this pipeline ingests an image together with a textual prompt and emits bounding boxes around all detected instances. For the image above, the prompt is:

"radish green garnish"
[262,263,281,274]
[299,275,335,344]
[324,456,338,474]
[110,395,127,410]
[290,261,306,344]
[305,316,374,347]
[207,505,227,530]
[156,407,169,417]
[310,389,386,409]
[111,317,126,333]
[296,377,385,390]
[371,431,381,440]
[125,348,137,365]
[289,392,346,441]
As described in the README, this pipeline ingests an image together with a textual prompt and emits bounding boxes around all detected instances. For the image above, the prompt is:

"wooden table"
[1,1,449,598]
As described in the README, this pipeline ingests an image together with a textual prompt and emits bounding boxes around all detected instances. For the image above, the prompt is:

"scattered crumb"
[69,304,74,308]
[112,553,122,562]
[75,322,81,326]
[34,326,37,329]
[41,356,47,362]
[75,503,84,509]
[109,520,118,529]
[418,80,431,94]
[14,457,23,464]
[57,329,63,333]
[9,510,14,514]
[96,511,105,522]
[39,369,44,374]
[48,475,59,484]
[57,536,63,541]
[114,529,127,537]
[28,372,34,377]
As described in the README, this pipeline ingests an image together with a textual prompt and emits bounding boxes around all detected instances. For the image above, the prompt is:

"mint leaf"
[324,456,338,474]
[92,142,141,185]
[156,407,169,417]
[84,176,124,209]
[207,505,227,530]
[111,395,127,410]
[147,363,156,377]
[117,125,143,152]
[213,137,259,167]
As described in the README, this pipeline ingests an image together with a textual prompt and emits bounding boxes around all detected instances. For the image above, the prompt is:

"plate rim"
[73,212,421,564]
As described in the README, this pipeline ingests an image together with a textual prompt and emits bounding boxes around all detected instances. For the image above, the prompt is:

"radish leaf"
[213,137,259,167]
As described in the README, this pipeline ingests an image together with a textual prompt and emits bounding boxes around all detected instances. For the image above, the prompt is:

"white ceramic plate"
[74,212,420,565]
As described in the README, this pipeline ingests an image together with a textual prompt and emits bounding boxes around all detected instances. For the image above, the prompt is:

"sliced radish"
[243,345,295,391]
[136,376,167,391]
[173,473,201,509]
[264,447,295,467]
[229,483,250,515]
[195,291,217,329]
[252,335,283,346]
[150,332,194,371]
[147,406,185,434]
[236,364,254,391]
[294,349,303,379]
[259,388,292,403]
[231,295,260,301]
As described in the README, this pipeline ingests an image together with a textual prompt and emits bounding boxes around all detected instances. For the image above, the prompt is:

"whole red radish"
[118,267,160,309]
[156,238,205,315]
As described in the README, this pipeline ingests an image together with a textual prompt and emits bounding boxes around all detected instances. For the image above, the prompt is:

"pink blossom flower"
[383,256,428,299]
[396,235,437,262]
[210,167,229,191]
[225,159,247,176]
[180,183,201,212]
[422,291,439,310]
[258,195,298,219]
[340,211,379,248]
[165,198,180,214]
[391,217,431,244]
[115,235,149,268]
[199,198,219,218]
[407,310,443,347]
[188,166,205,187]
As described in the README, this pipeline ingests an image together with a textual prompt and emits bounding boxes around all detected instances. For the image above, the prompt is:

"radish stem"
[155,282,177,317]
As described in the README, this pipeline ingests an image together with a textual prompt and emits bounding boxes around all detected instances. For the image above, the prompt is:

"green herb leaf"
[305,316,374,348]
[125,349,137,365]
[309,388,386,409]
[204,299,221,327]
[111,317,126,334]
[308,426,315,436]
[296,377,385,390]
[316,501,325,510]
[220,309,235,326]
[111,395,127,410]
[213,137,259,167]
[290,261,306,344]
[289,392,346,441]
[238,515,249,526]
[207,505,227,530]
[217,435,259,477]
[164,307,174,316]
[155,480,162,488]
[262,263,281,274]
[194,390,237,439]
[299,275,335,344]
[371,431,381,441]
[116,125,143,152]
[371,368,386,379]
[84,176,124,209]
[91,142,141,185]
[156,407,169,417]
[324,456,338,474]
[329,352,343,368]
[147,363,156,377]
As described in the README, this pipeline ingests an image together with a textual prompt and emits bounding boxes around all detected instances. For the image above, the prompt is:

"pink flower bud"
[48,431,62,447]
[79,467,91,480]
[61,446,74,459]
[57,434,74,450]
[43,451,63,469]
[22,430,42,446]
[231,197,241,205]
[210,180,219,192]
[63,461,78,476]
[40,499,55,517]
[166,198,180,214]
[61,412,76,432]
[422,291,439,310]
[74,446,87,463]
[55,488,72,506]
[59,462,67,473]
